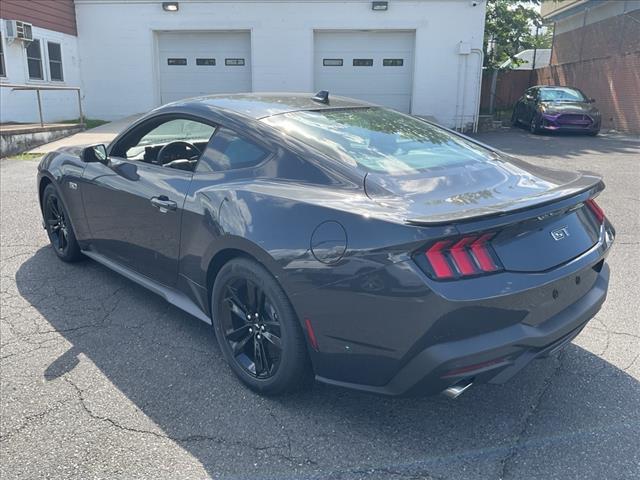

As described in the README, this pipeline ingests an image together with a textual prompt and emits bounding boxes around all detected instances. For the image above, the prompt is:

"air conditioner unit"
[5,20,34,42]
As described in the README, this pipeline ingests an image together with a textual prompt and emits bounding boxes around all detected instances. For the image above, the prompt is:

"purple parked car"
[512,86,601,136]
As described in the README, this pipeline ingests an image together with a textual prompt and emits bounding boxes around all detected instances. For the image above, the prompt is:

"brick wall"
[535,54,640,133]
[1,0,77,36]
[542,9,640,133]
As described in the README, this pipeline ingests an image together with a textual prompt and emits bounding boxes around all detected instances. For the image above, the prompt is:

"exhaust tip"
[442,380,473,399]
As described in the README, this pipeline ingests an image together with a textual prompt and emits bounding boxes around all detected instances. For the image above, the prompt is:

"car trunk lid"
[365,156,604,273]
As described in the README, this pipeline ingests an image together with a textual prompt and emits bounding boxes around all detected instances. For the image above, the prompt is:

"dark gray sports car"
[38,92,615,398]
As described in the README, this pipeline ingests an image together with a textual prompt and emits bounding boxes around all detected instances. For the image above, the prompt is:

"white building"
[0,0,82,124]
[2,0,487,130]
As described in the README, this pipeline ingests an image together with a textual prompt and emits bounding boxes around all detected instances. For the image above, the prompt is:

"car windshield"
[261,108,495,175]
[539,87,586,102]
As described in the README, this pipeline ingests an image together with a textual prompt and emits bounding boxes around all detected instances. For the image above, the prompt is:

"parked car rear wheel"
[211,257,312,395]
[43,184,83,262]
[511,109,519,127]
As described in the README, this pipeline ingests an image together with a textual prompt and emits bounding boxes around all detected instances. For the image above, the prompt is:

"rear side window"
[197,128,270,172]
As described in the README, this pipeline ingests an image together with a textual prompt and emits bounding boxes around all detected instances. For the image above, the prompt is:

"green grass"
[61,118,109,129]
[10,152,43,161]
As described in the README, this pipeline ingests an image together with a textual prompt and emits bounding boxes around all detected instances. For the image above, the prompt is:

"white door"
[157,31,251,104]
[314,31,415,113]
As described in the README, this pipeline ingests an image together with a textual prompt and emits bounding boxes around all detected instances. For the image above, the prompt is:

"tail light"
[418,232,503,280]
[585,199,605,224]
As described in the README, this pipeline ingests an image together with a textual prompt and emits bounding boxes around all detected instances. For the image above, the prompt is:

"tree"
[483,0,551,70]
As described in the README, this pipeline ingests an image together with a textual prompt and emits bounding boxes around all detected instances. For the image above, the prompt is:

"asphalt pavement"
[1,128,639,479]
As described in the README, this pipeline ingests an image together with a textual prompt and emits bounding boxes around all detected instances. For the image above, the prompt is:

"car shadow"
[15,247,640,479]
[472,128,640,160]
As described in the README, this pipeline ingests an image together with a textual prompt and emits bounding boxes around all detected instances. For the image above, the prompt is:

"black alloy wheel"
[221,277,282,378]
[212,258,312,394]
[43,184,83,262]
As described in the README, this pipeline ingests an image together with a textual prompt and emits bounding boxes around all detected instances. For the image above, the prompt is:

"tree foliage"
[483,0,552,69]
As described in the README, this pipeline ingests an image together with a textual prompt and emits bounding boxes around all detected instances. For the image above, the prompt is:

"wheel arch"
[38,175,53,211]
[204,241,287,310]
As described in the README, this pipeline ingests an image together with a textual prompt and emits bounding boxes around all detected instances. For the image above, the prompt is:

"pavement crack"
[0,398,73,442]
[62,376,295,461]
[497,352,565,480]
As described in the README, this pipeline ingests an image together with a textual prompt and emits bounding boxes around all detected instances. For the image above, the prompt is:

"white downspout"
[470,48,484,133]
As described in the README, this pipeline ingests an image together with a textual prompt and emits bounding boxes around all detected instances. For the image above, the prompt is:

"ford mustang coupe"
[38,92,615,398]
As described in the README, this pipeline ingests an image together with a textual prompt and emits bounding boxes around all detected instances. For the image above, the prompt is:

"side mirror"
[525,94,534,101]
[589,98,596,103]
[82,144,108,164]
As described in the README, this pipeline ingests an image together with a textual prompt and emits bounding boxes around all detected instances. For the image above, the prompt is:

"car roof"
[161,92,374,120]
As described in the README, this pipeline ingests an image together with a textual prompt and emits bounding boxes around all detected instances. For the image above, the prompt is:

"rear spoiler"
[404,175,604,227]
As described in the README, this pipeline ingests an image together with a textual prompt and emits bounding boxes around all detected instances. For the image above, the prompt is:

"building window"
[323,58,343,67]
[353,59,373,67]
[26,39,44,80]
[225,58,245,66]
[0,38,6,77]
[47,42,64,81]
[383,58,404,67]
[196,58,216,66]
[167,58,187,65]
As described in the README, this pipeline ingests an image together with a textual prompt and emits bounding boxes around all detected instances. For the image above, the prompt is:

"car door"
[81,115,216,287]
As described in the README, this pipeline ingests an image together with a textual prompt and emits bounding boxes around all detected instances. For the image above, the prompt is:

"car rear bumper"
[315,261,609,396]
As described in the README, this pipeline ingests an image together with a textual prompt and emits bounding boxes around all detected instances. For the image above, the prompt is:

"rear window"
[261,108,494,175]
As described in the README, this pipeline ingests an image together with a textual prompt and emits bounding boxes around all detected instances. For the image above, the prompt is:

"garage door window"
[168,58,187,65]
[353,59,373,67]
[383,59,404,67]
[225,58,245,66]
[197,128,269,173]
[323,59,343,66]
[196,58,216,66]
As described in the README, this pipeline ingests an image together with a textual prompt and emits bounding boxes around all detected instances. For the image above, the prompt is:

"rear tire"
[211,257,312,395]
[43,184,83,262]
[588,129,599,137]
[511,109,519,127]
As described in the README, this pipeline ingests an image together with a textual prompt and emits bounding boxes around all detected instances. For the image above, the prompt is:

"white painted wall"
[75,0,486,128]
[0,23,82,123]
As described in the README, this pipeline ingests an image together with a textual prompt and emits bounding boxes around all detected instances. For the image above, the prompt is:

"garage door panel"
[157,31,251,104]
[314,31,414,113]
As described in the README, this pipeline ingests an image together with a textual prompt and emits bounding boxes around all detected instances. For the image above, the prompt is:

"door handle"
[150,196,177,212]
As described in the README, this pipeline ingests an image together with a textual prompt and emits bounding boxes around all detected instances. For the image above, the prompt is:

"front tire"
[43,184,83,262]
[529,115,541,134]
[211,257,312,395]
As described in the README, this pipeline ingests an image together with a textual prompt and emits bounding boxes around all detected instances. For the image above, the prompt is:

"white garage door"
[314,31,415,113]
[157,31,251,104]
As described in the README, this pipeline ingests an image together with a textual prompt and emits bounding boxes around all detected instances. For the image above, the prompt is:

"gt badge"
[551,226,570,241]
